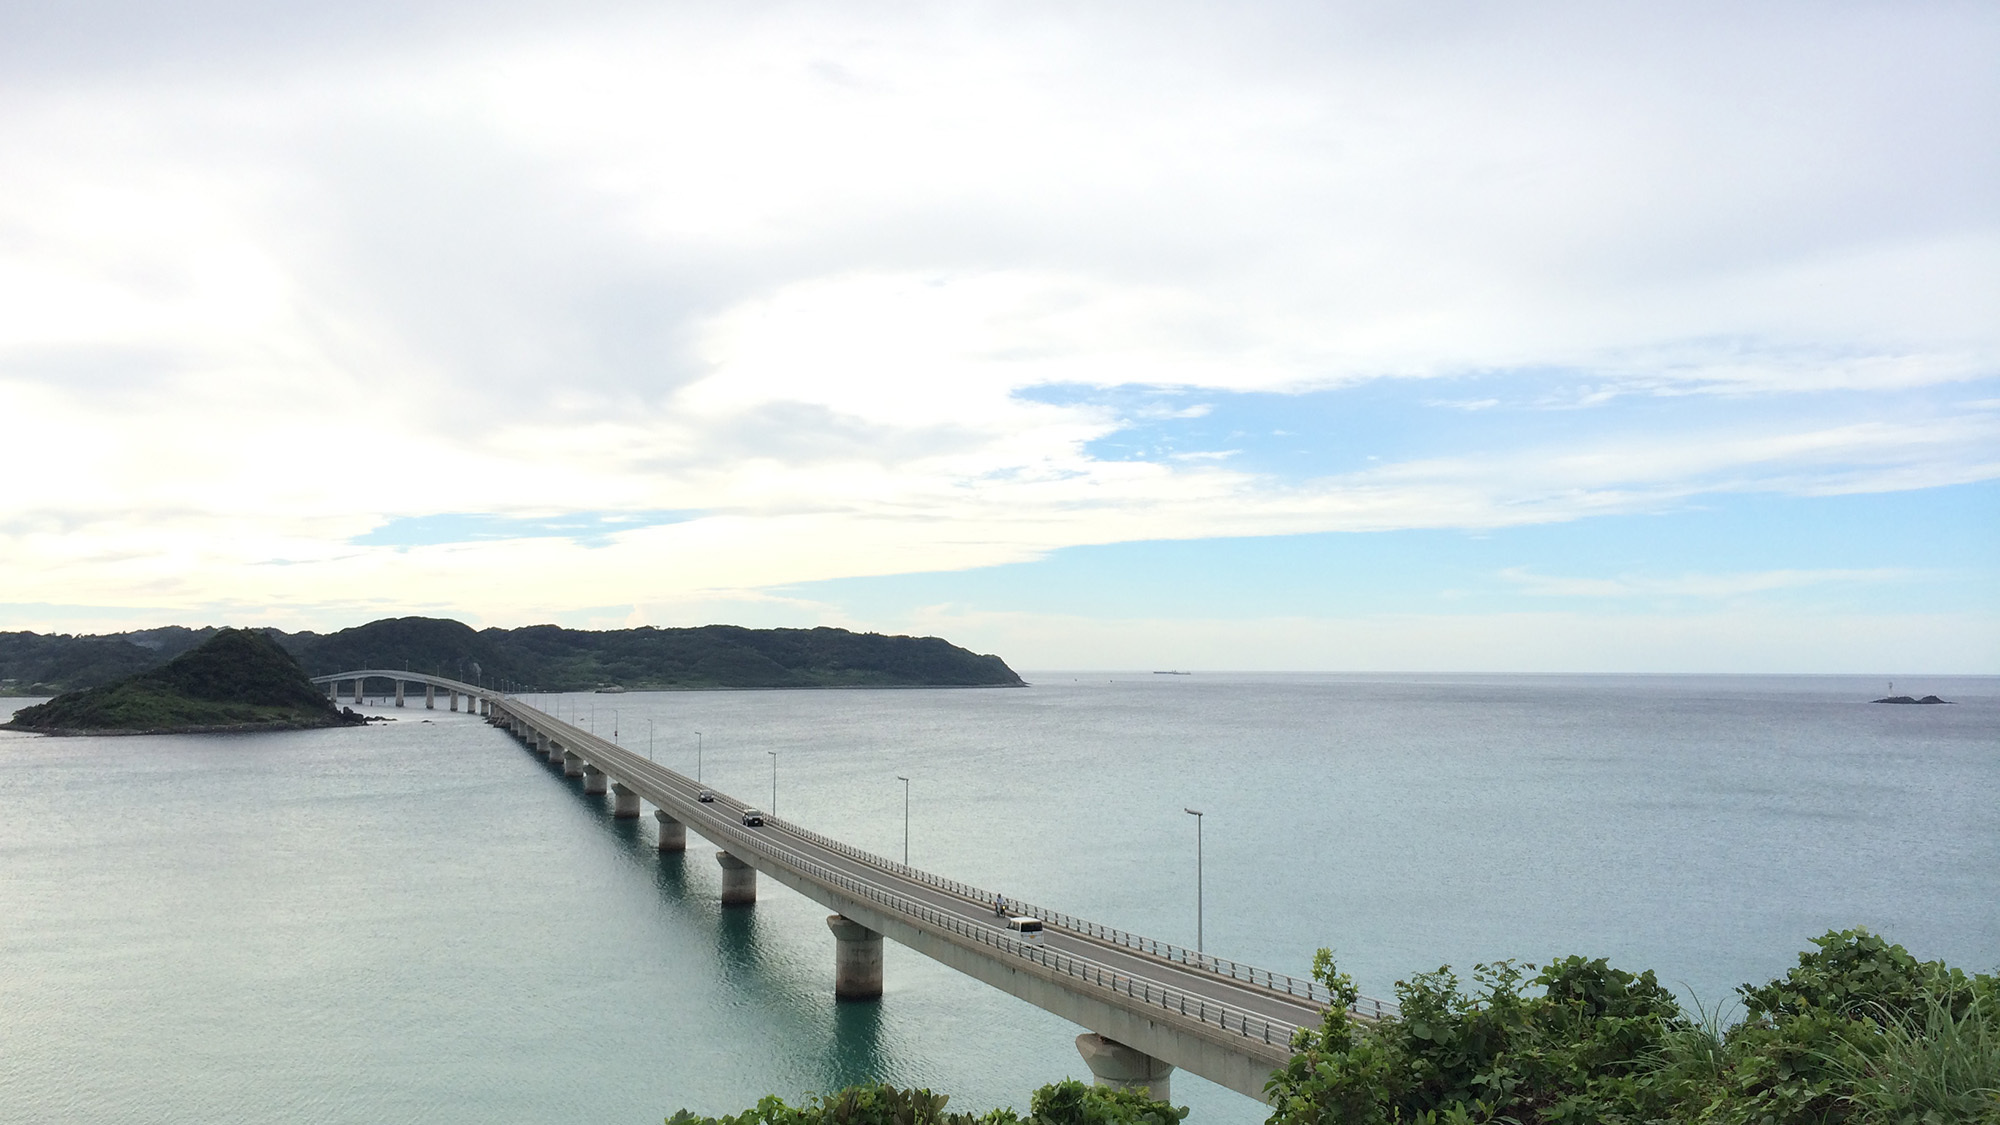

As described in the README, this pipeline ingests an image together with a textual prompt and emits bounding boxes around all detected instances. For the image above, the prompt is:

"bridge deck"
[450,692,1398,1102]
[309,673,1398,1100]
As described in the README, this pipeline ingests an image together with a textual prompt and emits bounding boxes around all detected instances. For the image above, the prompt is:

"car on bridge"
[1005,916,1044,939]
[698,789,715,803]
[740,807,765,827]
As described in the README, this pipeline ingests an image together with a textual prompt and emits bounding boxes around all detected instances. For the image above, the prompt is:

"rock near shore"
[4,629,361,734]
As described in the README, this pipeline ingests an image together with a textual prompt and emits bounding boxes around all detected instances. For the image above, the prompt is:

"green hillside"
[4,628,358,734]
[294,617,1024,690]
[0,618,1025,695]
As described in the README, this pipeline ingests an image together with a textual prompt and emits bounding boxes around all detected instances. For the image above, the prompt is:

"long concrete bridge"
[311,670,1394,1104]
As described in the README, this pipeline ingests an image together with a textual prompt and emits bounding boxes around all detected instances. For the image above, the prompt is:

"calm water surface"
[2,674,1995,1125]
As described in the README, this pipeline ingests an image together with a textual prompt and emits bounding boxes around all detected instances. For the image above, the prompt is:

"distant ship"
[1151,670,1192,675]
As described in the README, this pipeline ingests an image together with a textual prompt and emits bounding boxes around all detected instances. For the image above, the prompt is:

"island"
[3,628,365,735]
[1871,695,1954,705]
[1,616,1026,695]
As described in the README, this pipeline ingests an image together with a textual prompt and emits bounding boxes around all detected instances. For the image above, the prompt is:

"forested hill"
[5,628,357,734]
[0,618,1024,694]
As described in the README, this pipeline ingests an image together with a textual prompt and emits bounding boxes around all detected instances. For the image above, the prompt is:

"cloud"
[0,1,1995,635]
[897,605,2000,674]
[1496,567,1923,600]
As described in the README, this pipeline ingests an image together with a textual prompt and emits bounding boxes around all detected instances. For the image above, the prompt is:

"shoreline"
[2,716,366,737]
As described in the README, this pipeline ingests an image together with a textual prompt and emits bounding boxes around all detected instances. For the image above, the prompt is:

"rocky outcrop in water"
[3,628,361,735]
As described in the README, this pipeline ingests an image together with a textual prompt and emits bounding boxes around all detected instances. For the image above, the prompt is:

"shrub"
[1266,930,1996,1125]
[667,1080,1186,1125]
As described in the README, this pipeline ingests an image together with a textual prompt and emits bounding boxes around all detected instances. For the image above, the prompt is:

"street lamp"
[647,719,654,761]
[896,775,911,864]
[1184,807,1204,953]
[767,751,778,814]
[695,731,703,782]
[612,709,619,742]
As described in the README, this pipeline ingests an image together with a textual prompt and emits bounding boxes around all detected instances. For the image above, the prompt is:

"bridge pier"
[826,915,884,1000]
[352,678,364,705]
[716,851,756,905]
[655,811,686,852]
[546,739,565,764]
[449,690,458,712]
[395,680,405,707]
[582,764,607,794]
[562,751,584,778]
[426,683,435,709]
[1076,1035,1174,1103]
[611,783,641,818]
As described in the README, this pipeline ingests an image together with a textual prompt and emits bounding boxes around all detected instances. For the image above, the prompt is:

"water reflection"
[715,901,769,975]
[652,849,689,899]
[822,995,888,1092]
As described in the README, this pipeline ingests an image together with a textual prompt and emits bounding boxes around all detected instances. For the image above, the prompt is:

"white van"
[1005,916,1044,938]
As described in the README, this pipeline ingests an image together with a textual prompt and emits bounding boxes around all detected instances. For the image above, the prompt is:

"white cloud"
[1495,567,1923,600]
[0,1,1995,634]
[900,606,2000,674]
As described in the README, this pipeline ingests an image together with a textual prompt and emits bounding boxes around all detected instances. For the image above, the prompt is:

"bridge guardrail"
[773,799,1397,1021]
[718,806,1316,1052]
[500,704,1314,1050]
[495,699,1397,1033]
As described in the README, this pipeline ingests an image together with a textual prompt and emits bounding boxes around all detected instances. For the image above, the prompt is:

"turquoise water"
[2,674,1995,1125]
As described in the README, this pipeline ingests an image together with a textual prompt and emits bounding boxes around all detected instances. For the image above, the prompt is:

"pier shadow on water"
[651,848,690,899]
[819,995,890,1093]
[715,903,777,979]
[526,737,897,1092]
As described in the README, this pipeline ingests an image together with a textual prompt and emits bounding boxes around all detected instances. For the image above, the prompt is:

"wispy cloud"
[0,1,1994,638]
[1497,567,1923,600]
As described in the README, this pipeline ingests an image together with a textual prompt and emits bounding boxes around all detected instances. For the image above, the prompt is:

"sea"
[2,673,1995,1125]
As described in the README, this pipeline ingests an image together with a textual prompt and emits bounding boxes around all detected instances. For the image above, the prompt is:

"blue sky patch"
[352,510,699,549]
[1018,374,2000,483]
[793,482,1999,621]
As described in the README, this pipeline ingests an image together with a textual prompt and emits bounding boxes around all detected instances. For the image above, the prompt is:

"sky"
[1,0,1995,671]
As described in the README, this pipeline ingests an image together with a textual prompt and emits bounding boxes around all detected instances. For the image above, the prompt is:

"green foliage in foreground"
[1266,929,1999,1125]
[680,934,1993,1125]
[679,934,1993,1125]
[668,1079,1187,1125]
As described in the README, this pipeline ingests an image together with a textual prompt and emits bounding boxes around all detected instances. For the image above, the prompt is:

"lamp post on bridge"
[612,709,619,743]
[647,719,654,761]
[1184,806,1204,954]
[896,775,910,864]
[767,751,778,815]
[695,731,702,782]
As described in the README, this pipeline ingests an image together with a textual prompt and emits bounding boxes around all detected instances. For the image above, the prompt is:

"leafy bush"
[667,1080,1186,1125]
[1266,930,1999,1125]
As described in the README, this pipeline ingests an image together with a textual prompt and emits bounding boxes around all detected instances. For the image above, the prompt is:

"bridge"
[311,670,1394,1104]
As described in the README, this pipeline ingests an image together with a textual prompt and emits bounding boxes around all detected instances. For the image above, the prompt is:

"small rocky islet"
[3,628,363,735]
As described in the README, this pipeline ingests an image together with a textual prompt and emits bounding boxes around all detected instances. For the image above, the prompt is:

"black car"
[697,789,715,803]
[740,807,765,827]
